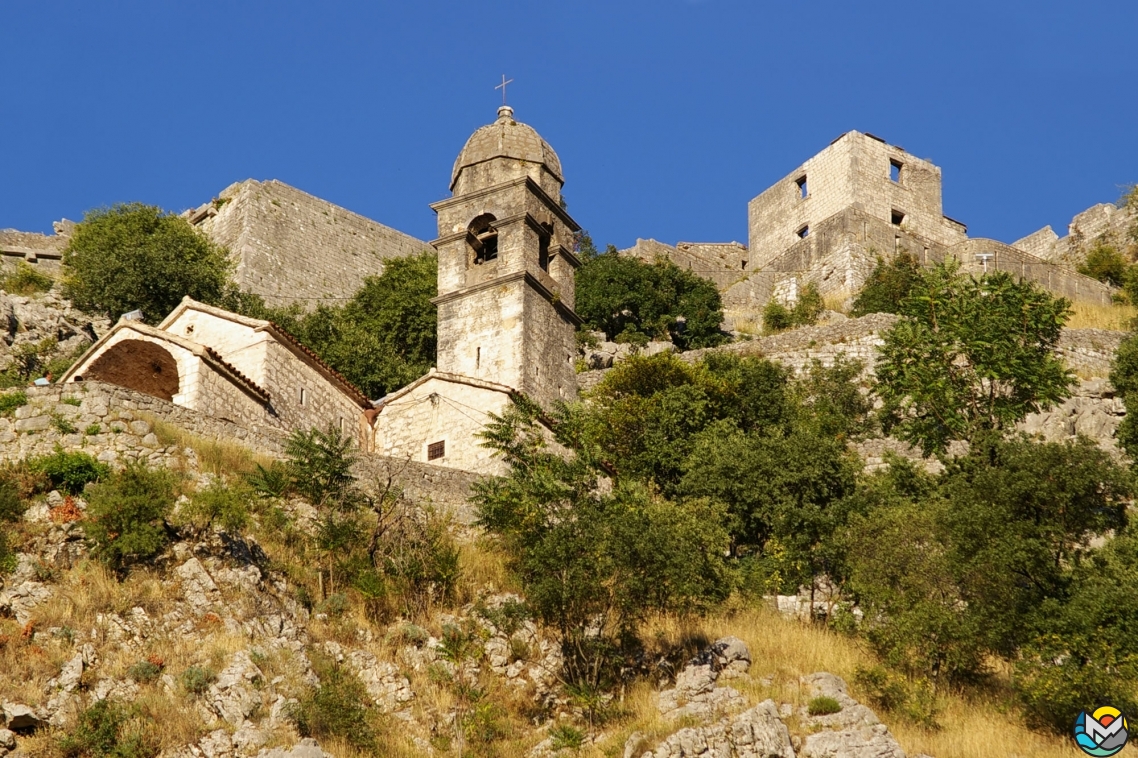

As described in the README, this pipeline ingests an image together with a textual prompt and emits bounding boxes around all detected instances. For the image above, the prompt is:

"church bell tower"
[430,105,581,407]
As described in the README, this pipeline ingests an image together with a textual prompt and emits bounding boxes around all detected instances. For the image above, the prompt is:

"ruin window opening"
[468,214,499,265]
[427,440,445,460]
[796,225,810,239]
[891,210,906,227]
[741,260,747,270]
[890,159,903,184]
[476,346,481,369]
[796,175,808,199]
[299,387,308,406]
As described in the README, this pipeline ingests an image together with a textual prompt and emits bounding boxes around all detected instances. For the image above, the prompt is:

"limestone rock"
[254,738,334,758]
[800,673,879,730]
[689,636,752,675]
[801,723,905,758]
[1,704,43,732]
[176,557,221,610]
[658,663,746,720]
[0,729,15,750]
[642,700,795,758]
[342,649,414,712]
[206,651,264,726]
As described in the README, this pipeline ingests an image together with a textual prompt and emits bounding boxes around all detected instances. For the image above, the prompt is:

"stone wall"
[1014,200,1138,266]
[0,221,71,273]
[191,179,429,309]
[577,314,1124,391]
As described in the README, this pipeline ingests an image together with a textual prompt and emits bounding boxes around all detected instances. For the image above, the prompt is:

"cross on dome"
[494,74,514,105]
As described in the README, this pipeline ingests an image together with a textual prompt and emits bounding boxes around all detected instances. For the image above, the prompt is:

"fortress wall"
[194,179,430,309]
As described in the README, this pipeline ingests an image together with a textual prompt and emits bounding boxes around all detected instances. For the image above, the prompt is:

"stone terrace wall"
[193,179,430,309]
[577,314,1125,391]
[0,223,70,274]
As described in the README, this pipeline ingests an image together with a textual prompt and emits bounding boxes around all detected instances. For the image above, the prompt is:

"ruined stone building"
[59,298,372,442]
[368,105,581,474]
[625,131,1124,329]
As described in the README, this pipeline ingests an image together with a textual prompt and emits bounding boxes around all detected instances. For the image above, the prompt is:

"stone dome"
[450,106,563,190]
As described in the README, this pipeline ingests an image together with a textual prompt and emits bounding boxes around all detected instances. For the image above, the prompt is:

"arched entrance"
[84,339,180,401]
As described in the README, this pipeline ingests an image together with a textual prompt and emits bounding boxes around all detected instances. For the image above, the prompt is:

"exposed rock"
[799,672,880,730]
[205,651,264,726]
[658,663,746,720]
[688,636,752,676]
[254,738,334,758]
[642,700,795,758]
[175,556,222,611]
[1,704,43,732]
[801,723,905,758]
[0,729,15,750]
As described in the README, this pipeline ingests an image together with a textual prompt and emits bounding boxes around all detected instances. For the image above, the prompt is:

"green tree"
[1078,244,1128,287]
[851,253,922,316]
[83,463,177,571]
[473,397,730,689]
[875,261,1073,455]
[576,250,726,350]
[762,283,825,334]
[63,203,233,324]
[1111,332,1138,458]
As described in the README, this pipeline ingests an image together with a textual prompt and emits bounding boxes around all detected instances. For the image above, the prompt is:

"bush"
[294,657,375,749]
[29,450,109,495]
[179,479,249,533]
[0,391,27,417]
[762,283,824,333]
[1078,244,1129,287]
[0,528,16,575]
[58,699,156,758]
[63,203,233,324]
[851,254,922,316]
[808,696,843,716]
[83,463,176,570]
[245,461,290,498]
[285,425,358,508]
[0,479,24,523]
[854,666,939,729]
[127,660,162,683]
[0,262,54,295]
[179,665,217,695]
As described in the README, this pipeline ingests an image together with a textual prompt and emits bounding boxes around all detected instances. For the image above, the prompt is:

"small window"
[741,260,747,270]
[299,387,308,406]
[795,175,808,199]
[796,225,810,239]
[476,346,481,370]
[427,440,445,460]
[891,210,906,227]
[890,159,903,183]
[538,223,553,272]
[339,417,346,434]
[468,214,498,265]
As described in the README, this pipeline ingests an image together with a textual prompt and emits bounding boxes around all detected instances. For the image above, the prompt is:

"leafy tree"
[83,463,177,571]
[63,203,232,324]
[1109,332,1138,459]
[231,252,437,399]
[851,253,922,316]
[875,261,1074,455]
[473,396,730,689]
[792,356,874,441]
[1077,244,1128,287]
[576,250,726,350]
[1016,531,1138,732]
[284,424,359,508]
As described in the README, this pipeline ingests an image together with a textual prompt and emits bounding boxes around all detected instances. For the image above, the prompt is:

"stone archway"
[84,339,180,402]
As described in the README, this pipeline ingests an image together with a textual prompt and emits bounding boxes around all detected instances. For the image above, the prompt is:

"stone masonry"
[187,179,430,309]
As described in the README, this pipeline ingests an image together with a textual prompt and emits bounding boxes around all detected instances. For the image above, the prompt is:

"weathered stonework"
[187,179,429,309]
[0,220,72,274]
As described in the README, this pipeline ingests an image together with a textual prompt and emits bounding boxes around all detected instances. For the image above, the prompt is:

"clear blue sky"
[3,1,1136,252]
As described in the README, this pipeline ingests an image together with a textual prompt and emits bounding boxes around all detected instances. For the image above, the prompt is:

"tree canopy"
[575,250,726,350]
[63,203,233,324]
[875,261,1074,455]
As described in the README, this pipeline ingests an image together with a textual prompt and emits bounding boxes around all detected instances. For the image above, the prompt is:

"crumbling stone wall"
[0,220,72,274]
[1014,201,1138,267]
[190,179,429,309]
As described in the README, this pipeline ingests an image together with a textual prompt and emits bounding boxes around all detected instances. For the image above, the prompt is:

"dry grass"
[578,606,1082,758]
[1066,300,1135,331]
[823,291,851,314]
[142,413,275,476]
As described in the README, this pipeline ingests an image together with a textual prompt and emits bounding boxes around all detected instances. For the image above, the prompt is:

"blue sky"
[2,1,1136,252]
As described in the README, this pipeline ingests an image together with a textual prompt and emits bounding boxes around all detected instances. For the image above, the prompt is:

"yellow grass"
[1066,300,1135,331]
[142,412,276,476]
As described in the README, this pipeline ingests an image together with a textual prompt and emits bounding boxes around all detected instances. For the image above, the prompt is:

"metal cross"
[495,75,514,105]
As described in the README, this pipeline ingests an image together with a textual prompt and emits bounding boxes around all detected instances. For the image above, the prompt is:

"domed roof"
[451,106,563,189]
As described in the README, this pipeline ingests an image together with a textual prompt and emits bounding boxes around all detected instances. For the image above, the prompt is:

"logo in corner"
[1075,707,1129,756]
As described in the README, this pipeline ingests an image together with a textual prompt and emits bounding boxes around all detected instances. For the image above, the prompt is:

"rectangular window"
[299,387,308,406]
[891,210,906,227]
[796,224,810,239]
[795,175,808,199]
[339,417,346,434]
[427,440,445,461]
[890,159,903,183]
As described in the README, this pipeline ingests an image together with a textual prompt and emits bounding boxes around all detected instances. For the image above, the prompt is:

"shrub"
[0,262,54,295]
[127,660,162,683]
[0,391,27,417]
[294,657,375,749]
[0,479,24,522]
[179,665,217,695]
[83,463,176,571]
[58,699,156,758]
[1078,244,1128,287]
[762,283,824,333]
[29,450,109,495]
[179,479,249,533]
[61,397,81,407]
[851,253,922,316]
[854,666,939,728]
[0,528,16,575]
[808,696,843,716]
[63,203,233,324]
[52,413,78,434]
[284,425,358,508]
[245,461,290,498]
[85,424,102,435]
